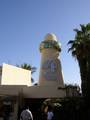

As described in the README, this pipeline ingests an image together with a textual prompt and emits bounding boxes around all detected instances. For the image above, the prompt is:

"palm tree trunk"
[86,56,90,106]
[78,56,90,107]
[78,58,87,97]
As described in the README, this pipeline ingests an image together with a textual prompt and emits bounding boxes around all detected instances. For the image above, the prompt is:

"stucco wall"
[1,63,31,86]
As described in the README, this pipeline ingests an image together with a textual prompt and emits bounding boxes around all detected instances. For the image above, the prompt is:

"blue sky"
[0,0,90,86]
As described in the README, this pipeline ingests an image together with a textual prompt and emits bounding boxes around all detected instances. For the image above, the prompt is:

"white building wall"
[1,63,31,86]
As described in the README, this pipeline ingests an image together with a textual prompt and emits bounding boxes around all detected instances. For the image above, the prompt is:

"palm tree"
[68,23,90,104]
[18,63,36,83]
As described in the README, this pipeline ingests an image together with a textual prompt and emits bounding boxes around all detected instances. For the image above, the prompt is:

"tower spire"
[39,33,64,87]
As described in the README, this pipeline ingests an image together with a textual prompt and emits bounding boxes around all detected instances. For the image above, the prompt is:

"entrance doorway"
[22,98,45,120]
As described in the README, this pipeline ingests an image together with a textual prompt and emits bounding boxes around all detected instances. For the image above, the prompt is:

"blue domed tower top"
[39,33,61,52]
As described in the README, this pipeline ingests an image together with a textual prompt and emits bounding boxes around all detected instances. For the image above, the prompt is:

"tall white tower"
[39,33,64,87]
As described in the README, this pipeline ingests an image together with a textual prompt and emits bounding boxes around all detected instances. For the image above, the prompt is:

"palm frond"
[72,50,77,57]
[74,29,81,33]
[68,47,73,52]
[80,24,86,33]
[86,23,90,30]
[21,63,32,70]
[67,40,74,45]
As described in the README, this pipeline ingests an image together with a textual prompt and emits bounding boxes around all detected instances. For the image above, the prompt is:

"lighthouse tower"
[39,33,64,87]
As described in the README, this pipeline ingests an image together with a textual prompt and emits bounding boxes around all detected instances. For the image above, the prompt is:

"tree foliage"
[68,23,90,106]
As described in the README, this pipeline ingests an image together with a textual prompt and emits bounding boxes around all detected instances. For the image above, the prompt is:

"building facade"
[0,33,80,120]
